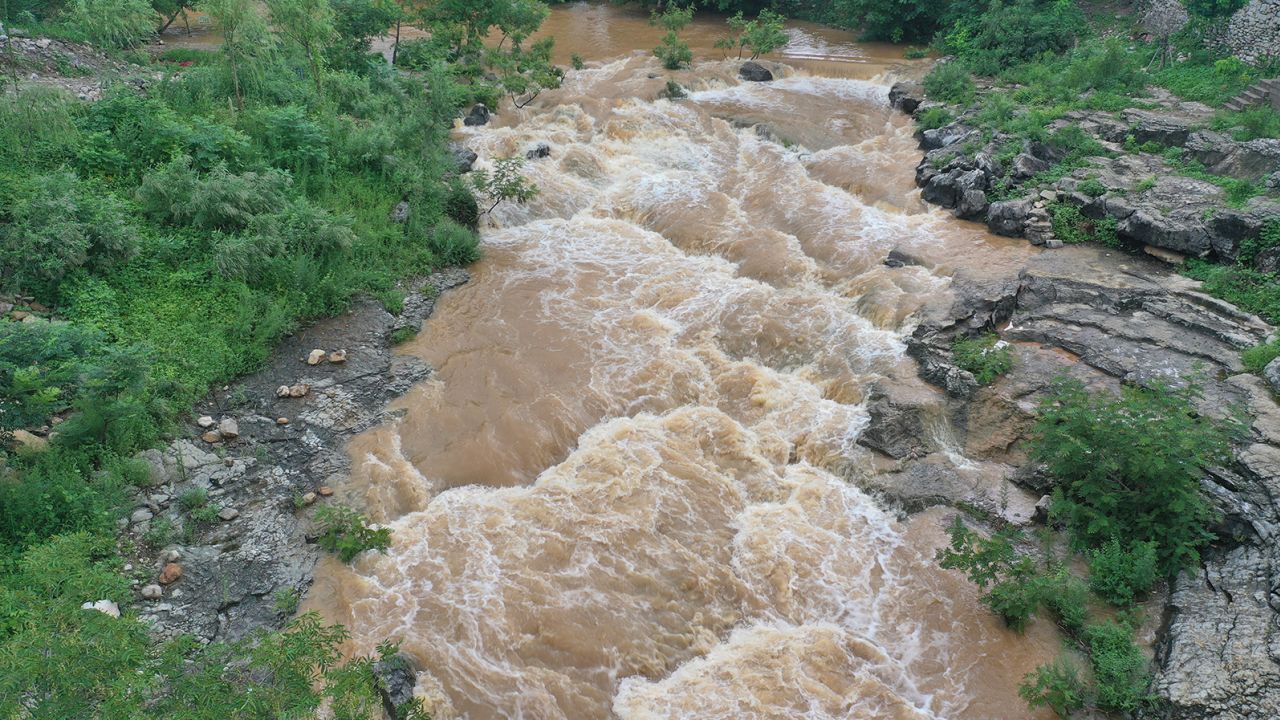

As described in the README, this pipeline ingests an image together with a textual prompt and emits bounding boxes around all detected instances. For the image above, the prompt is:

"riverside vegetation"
[0,0,1274,717]
[0,0,557,715]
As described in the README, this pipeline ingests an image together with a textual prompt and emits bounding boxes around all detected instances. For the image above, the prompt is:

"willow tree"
[204,0,275,109]
[266,0,337,97]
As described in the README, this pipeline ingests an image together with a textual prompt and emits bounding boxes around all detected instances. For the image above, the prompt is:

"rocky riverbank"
[881,84,1280,717]
[892,80,1280,263]
[116,270,467,643]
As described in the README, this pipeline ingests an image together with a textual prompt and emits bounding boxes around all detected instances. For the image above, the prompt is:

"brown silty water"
[306,4,1062,718]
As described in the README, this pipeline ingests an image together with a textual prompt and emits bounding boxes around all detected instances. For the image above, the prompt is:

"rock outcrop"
[738,61,773,82]
[890,243,1280,719]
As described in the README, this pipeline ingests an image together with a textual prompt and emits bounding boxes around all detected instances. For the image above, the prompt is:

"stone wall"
[1227,0,1280,65]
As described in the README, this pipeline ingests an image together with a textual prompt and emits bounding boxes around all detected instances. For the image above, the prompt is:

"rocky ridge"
[892,81,1280,263]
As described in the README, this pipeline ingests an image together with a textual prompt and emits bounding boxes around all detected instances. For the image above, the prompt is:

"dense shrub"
[915,106,953,130]
[936,0,1087,76]
[1184,261,1280,324]
[315,505,392,562]
[1088,539,1159,606]
[833,0,950,43]
[922,61,974,104]
[952,333,1013,385]
[1031,379,1237,575]
[1019,659,1087,718]
[1086,621,1151,713]
[1050,202,1120,247]
[0,171,139,298]
[936,519,1042,631]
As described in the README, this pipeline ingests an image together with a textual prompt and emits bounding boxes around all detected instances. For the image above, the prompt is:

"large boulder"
[1188,130,1280,181]
[921,171,961,208]
[374,653,418,719]
[919,124,974,150]
[889,81,924,114]
[462,103,491,127]
[738,61,773,82]
[987,197,1035,236]
[1009,153,1049,181]
[1266,357,1280,396]
[954,188,989,220]
[448,141,477,173]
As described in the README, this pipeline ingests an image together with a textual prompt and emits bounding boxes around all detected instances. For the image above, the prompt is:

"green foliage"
[716,9,788,60]
[937,519,1041,631]
[315,504,391,562]
[1213,106,1280,141]
[662,79,687,99]
[1031,378,1237,575]
[1078,177,1107,197]
[0,170,139,299]
[1019,659,1087,718]
[915,106,953,130]
[63,0,155,49]
[1086,620,1151,713]
[904,46,929,59]
[570,52,585,70]
[1151,55,1256,105]
[1242,340,1280,373]
[1239,219,1280,266]
[1039,567,1089,634]
[652,5,694,70]
[1183,0,1247,17]
[1184,260,1280,323]
[428,219,482,266]
[922,61,974,104]
[1088,539,1159,606]
[327,0,399,72]
[1049,203,1120,248]
[833,0,950,43]
[471,156,539,215]
[952,333,1013,385]
[178,486,209,511]
[273,586,302,615]
[389,326,418,345]
[935,0,1088,76]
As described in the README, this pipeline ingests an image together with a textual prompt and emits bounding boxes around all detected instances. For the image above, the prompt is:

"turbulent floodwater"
[306,4,1059,718]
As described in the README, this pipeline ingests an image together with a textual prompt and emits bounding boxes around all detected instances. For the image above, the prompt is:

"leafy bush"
[652,6,694,70]
[1242,341,1280,373]
[1088,539,1159,606]
[1040,567,1089,634]
[1019,659,1087,718]
[1078,177,1107,197]
[0,171,139,298]
[1086,621,1151,713]
[834,0,950,43]
[1031,379,1237,575]
[716,9,788,60]
[937,519,1041,631]
[314,504,391,562]
[922,61,974,104]
[1050,203,1120,247]
[936,0,1088,76]
[952,333,1013,385]
[428,219,482,266]
[1239,219,1280,266]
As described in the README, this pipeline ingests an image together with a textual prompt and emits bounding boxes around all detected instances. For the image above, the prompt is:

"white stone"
[218,418,239,439]
[197,416,216,429]
[81,599,120,618]
[307,349,327,365]
[141,584,163,600]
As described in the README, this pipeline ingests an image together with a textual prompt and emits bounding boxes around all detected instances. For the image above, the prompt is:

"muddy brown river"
[305,3,1062,718]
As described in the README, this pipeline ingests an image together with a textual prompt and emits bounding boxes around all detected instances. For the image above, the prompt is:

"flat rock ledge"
[119,269,468,643]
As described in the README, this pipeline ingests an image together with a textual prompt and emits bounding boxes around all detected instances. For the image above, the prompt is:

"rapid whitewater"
[306,5,1061,718]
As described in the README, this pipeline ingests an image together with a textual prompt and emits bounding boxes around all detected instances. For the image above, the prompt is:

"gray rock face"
[954,188,989,220]
[889,81,924,114]
[1121,108,1198,147]
[987,197,1035,236]
[1188,130,1280,180]
[738,61,773,82]
[1266,357,1280,395]
[1009,153,1049,181]
[920,124,973,151]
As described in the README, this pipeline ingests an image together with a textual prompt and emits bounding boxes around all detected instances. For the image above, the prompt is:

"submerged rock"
[738,61,772,82]
[888,81,923,113]
[462,103,490,127]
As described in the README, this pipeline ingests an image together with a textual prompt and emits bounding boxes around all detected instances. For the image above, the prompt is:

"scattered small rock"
[276,385,292,398]
[141,584,163,600]
[302,492,318,505]
[218,507,240,521]
[10,429,48,453]
[201,430,222,444]
[526,142,552,160]
[317,486,334,497]
[130,508,154,524]
[158,563,183,585]
[218,418,239,439]
[10,310,30,321]
[307,349,327,365]
[277,417,290,426]
[160,549,181,564]
[288,383,310,398]
[327,349,347,364]
[390,201,410,223]
[197,415,216,429]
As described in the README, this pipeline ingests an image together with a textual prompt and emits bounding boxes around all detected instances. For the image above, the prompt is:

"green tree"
[716,9,789,60]
[204,0,276,109]
[471,156,538,215]
[266,0,337,97]
[652,5,694,70]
